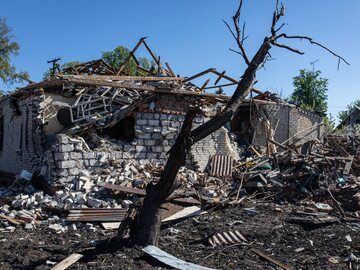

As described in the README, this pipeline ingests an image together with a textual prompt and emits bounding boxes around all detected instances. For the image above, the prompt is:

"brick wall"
[252,103,323,149]
[253,104,291,146]
[0,94,46,174]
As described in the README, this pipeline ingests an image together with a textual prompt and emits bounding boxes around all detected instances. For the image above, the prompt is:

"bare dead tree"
[126,0,349,246]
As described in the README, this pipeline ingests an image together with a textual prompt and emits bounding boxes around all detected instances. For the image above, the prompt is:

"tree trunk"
[133,109,198,245]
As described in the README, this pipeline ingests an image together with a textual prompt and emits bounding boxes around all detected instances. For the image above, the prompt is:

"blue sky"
[1,0,359,122]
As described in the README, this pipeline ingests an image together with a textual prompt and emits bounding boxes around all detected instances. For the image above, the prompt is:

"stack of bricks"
[133,112,205,165]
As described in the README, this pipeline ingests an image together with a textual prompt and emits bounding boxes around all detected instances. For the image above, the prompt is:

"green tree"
[338,100,360,123]
[0,17,28,84]
[101,46,155,75]
[43,61,82,80]
[324,113,336,132]
[289,69,328,115]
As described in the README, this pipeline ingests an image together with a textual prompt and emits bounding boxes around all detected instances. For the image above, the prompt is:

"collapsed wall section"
[0,94,46,174]
[43,94,239,182]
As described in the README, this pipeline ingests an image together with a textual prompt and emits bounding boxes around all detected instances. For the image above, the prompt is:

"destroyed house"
[0,40,324,183]
[337,106,360,129]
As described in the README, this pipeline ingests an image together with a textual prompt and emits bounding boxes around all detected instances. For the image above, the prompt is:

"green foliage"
[324,114,336,132]
[0,17,28,84]
[43,61,82,80]
[101,46,155,76]
[61,61,82,71]
[338,100,360,123]
[289,69,328,115]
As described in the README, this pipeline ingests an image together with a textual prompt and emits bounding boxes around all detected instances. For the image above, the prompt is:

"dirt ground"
[1,199,359,270]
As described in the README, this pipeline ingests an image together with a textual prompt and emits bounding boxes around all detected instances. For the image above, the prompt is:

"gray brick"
[136,146,146,152]
[137,133,151,139]
[54,152,69,161]
[146,153,158,159]
[148,120,160,126]
[144,140,156,146]
[68,168,80,176]
[70,152,82,160]
[57,160,76,169]
[136,119,148,125]
[151,146,164,153]
[59,144,74,152]
[151,133,163,139]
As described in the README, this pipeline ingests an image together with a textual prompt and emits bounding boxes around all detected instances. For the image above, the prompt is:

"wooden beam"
[182,68,215,83]
[142,39,160,64]
[199,79,210,91]
[165,62,176,77]
[214,70,226,85]
[60,75,183,81]
[116,37,146,75]
[0,214,22,226]
[211,69,238,84]
[204,82,237,90]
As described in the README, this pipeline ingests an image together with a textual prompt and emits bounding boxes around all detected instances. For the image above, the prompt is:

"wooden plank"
[51,253,83,270]
[204,82,237,90]
[214,70,226,85]
[162,206,204,222]
[251,248,293,270]
[117,37,145,75]
[165,62,176,77]
[0,214,22,226]
[142,39,160,64]
[182,68,215,83]
[199,79,210,92]
[17,77,231,100]
[62,74,183,81]
[211,69,238,84]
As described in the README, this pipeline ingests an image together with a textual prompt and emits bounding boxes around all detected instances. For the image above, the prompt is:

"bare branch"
[232,1,250,65]
[271,1,285,35]
[229,48,244,57]
[275,23,287,33]
[222,19,237,41]
[242,22,247,43]
[223,0,250,66]
[276,34,350,66]
[273,42,304,55]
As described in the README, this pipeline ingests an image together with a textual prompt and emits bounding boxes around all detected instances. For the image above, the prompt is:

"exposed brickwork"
[252,103,323,149]
[0,95,46,174]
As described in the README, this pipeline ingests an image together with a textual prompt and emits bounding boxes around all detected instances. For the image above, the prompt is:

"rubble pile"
[2,132,360,233]
[169,133,360,213]
[0,146,199,234]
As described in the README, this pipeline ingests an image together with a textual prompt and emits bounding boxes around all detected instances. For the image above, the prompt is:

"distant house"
[337,106,360,129]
